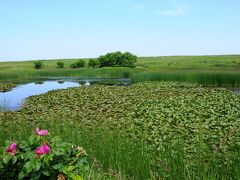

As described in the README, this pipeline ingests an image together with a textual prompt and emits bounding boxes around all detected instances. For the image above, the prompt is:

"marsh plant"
[0,128,89,179]
[0,83,16,93]
[0,82,239,179]
[33,61,44,69]
[56,61,65,68]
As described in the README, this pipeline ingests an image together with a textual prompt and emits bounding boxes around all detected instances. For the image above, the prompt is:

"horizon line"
[0,53,240,63]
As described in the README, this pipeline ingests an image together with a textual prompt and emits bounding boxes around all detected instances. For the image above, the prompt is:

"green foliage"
[97,51,137,68]
[131,71,240,87]
[0,129,89,179]
[33,61,44,69]
[1,55,240,86]
[0,83,16,92]
[56,61,64,68]
[88,58,99,68]
[70,60,85,68]
[1,82,239,179]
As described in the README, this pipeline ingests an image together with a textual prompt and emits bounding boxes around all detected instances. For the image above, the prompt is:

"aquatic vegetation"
[0,82,240,179]
[0,83,16,92]
[131,71,240,87]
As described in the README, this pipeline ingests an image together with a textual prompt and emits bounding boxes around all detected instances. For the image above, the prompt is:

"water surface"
[0,78,130,111]
[0,81,83,111]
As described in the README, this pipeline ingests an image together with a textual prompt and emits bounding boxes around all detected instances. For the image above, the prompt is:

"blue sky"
[0,0,240,61]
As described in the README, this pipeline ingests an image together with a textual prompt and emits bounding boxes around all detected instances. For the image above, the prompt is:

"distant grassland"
[0,55,240,86]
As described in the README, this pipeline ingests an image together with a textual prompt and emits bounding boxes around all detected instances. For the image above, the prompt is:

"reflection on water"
[0,81,81,111]
[0,78,130,111]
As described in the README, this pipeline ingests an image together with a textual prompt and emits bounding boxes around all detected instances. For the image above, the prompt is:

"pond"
[0,78,130,111]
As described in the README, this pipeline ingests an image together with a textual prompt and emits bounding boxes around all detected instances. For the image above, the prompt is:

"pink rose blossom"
[35,144,51,158]
[36,127,48,136]
[6,143,17,156]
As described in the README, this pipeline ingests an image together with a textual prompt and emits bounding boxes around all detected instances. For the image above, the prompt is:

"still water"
[0,81,83,111]
[0,78,129,111]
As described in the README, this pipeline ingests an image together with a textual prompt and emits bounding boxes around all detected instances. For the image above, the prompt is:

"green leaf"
[3,154,11,164]
[23,161,32,174]
[72,175,83,180]
[53,163,64,170]
[28,135,40,145]
[42,170,51,176]
[32,159,41,171]
[18,171,26,180]
[12,156,17,164]
[67,165,75,172]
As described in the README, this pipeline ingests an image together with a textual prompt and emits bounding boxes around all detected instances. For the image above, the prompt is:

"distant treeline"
[33,52,137,69]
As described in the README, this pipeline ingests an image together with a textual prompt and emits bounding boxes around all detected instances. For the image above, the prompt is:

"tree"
[33,61,44,69]
[57,61,65,68]
[88,59,99,68]
[70,60,85,68]
[97,52,137,68]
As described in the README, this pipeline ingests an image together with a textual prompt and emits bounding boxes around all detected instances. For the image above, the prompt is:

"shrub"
[33,61,44,69]
[56,61,64,68]
[98,52,137,68]
[0,128,89,179]
[70,60,85,68]
[88,59,99,68]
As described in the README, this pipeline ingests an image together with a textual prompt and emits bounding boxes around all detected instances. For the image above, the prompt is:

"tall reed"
[132,71,240,87]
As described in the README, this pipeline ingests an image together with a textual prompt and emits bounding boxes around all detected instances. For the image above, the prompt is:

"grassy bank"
[0,55,240,86]
[0,67,135,82]
[0,82,239,179]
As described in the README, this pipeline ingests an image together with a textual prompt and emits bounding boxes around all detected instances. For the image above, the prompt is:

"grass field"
[1,55,240,86]
[0,82,239,179]
[0,56,240,178]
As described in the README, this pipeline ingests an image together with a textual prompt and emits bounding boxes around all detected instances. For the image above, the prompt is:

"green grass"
[136,55,240,70]
[0,55,240,86]
[131,70,240,86]
[0,82,239,179]
[0,67,135,82]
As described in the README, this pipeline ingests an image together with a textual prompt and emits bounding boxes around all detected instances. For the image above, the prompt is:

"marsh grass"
[1,55,240,86]
[0,82,240,179]
[0,115,239,179]
[0,67,134,81]
[132,71,240,87]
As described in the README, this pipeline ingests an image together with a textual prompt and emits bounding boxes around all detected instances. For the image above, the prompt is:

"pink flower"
[6,143,17,156]
[35,144,51,158]
[36,127,48,136]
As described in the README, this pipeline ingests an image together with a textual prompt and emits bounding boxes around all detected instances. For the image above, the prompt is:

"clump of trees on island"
[33,52,137,69]
[88,51,137,68]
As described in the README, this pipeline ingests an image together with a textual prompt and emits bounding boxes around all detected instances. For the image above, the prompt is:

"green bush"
[0,128,89,179]
[70,60,85,68]
[56,61,64,68]
[98,51,137,68]
[88,59,99,68]
[33,61,44,69]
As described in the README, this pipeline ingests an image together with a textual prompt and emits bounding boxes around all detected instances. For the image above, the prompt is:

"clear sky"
[0,0,240,61]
